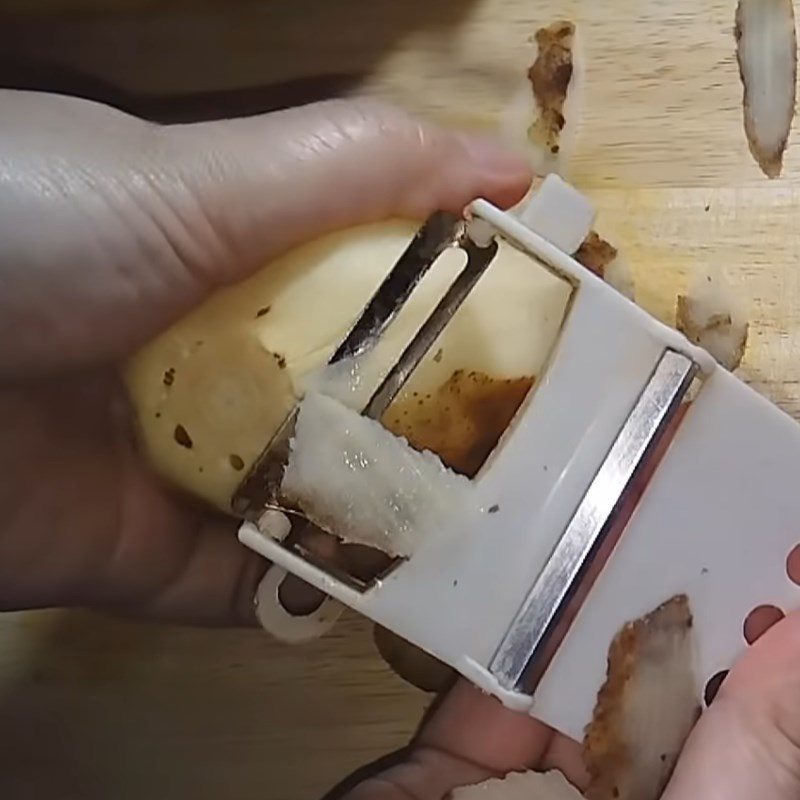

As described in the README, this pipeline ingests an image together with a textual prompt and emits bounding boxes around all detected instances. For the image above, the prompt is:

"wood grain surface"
[2,1,800,798]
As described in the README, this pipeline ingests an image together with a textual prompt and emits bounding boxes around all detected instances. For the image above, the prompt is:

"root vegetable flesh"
[125,220,570,512]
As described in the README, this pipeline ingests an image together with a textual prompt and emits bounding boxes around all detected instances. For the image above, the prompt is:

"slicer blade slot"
[363,234,499,420]
[331,211,466,364]
[231,211,476,519]
[231,212,503,588]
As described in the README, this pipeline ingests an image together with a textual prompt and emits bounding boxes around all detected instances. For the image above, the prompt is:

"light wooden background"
[3,1,800,798]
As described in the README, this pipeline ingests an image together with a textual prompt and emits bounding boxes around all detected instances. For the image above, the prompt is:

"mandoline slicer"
[236,174,800,740]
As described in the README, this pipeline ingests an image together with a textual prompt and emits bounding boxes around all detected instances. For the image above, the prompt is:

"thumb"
[663,610,800,799]
[170,98,531,286]
[0,91,531,373]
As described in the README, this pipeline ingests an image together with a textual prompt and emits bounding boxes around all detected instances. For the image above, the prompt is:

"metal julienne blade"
[231,212,499,520]
[490,349,698,693]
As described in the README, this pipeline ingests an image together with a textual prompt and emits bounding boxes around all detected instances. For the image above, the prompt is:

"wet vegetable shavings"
[452,769,583,800]
[528,21,576,155]
[583,595,700,800]
[735,0,797,178]
[281,392,478,558]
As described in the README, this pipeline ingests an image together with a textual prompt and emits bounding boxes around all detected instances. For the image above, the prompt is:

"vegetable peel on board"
[500,21,583,176]
[574,231,617,279]
[528,21,575,156]
[571,227,634,301]
[735,0,797,179]
[676,267,749,372]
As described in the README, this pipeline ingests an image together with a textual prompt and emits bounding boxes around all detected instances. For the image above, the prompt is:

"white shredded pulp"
[281,392,478,557]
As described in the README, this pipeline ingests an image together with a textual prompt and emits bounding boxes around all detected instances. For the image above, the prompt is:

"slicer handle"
[253,564,344,643]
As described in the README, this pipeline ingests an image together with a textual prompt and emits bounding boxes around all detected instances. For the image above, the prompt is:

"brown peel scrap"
[528,21,575,155]
[575,232,618,279]
[676,270,749,371]
[584,595,700,800]
[677,297,748,371]
[574,232,635,300]
[735,0,797,178]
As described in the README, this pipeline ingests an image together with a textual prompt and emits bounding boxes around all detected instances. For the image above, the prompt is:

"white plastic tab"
[515,174,596,254]
[257,508,292,542]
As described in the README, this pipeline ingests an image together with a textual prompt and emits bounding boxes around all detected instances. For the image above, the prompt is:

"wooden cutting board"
[2,1,800,798]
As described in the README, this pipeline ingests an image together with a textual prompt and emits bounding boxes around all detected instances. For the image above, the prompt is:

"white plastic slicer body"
[239,176,800,740]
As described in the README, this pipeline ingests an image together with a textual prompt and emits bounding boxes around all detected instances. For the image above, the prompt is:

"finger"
[113,516,267,627]
[92,456,267,626]
[337,678,585,800]
[418,679,565,776]
[662,609,800,800]
[0,367,263,625]
[0,91,531,373]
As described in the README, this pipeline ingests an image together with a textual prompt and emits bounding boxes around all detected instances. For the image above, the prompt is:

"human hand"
[0,90,531,623]
[334,609,800,799]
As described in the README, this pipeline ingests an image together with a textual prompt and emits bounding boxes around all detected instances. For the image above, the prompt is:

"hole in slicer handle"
[704,669,729,707]
[743,605,784,645]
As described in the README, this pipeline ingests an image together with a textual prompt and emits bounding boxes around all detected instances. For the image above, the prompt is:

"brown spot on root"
[527,21,575,152]
[383,370,534,477]
[163,367,175,387]
[174,424,193,449]
[275,353,287,369]
[575,232,618,279]
[229,454,245,471]
[256,306,271,318]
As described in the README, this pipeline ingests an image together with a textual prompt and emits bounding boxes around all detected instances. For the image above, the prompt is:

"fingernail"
[457,133,532,176]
